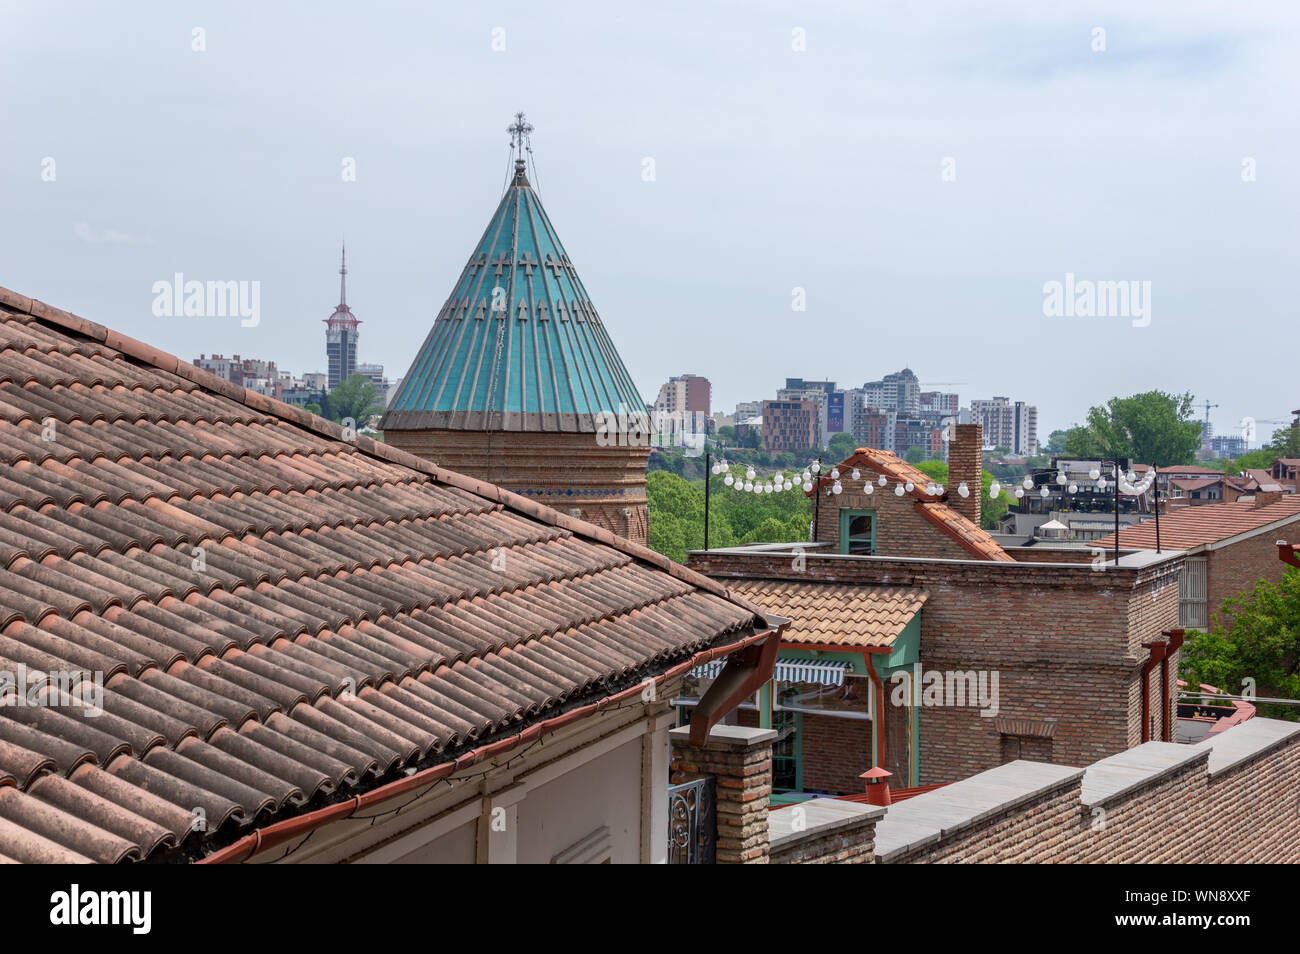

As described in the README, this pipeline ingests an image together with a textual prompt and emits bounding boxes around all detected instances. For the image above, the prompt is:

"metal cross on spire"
[507,111,534,155]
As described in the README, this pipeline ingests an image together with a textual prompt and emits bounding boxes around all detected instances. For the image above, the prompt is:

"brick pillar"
[949,423,982,527]
[670,724,775,864]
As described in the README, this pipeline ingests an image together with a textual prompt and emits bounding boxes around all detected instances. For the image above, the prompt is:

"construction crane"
[1199,400,1220,437]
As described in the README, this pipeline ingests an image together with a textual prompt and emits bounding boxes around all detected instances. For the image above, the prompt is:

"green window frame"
[840,509,876,555]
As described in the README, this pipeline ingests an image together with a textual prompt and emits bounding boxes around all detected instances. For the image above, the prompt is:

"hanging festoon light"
[1056,471,1068,486]
[724,472,734,487]
[905,481,914,492]
[832,481,843,495]
[936,484,944,495]
[744,479,753,492]
[864,481,874,495]
[894,483,905,496]
[1022,476,1034,490]
[802,478,813,492]
[989,479,1001,499]
[1040,485,1051,498]
[1068,482,1079,494]
[831,468,840,481]
[746,466,757,481]
[711,460,721,475]
[1088,466,1101,481]
[878,474,888,487]
[958,481,970,498]
[811,461,821,475]
[851,468,861,481]
[1014,485,1025,498]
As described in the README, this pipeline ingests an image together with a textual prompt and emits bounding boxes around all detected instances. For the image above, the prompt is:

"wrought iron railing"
[668,777,716,864]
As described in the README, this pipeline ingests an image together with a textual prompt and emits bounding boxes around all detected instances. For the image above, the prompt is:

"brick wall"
[798,713,876,793]
[812,481,975,559]
[871,718,1300,863]
[768,800,883,864]
[669,725,774,864]
[690,548,1185,785]
[1206,525,1300,628]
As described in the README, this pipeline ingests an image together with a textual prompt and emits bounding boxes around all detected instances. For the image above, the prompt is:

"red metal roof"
[1093,496,1300,551]
[0,286,775,863]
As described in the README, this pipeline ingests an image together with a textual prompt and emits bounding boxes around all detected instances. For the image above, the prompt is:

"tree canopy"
[645,470,811,563]
[325,374,386,426]
[1181,568,1300,721]
[1062,391,1202,465]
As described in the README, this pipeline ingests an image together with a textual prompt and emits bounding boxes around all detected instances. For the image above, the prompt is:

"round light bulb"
[1022,477,1034,489]
[1040,486,1050,497]
[1056,473,1068,485]
[864,482,874,495]
[851,469,861,481]
[958,481,970,498]
[802,481,813,492]
[1015,487,1025,498]
[895,484,905,496]
[832,482,842,495]
[746,467,756,480]
[811,461,821,474]
[905,481,914,492]
[831,468,840,480]
[1088,467,1101,480]
[724,474,734,486]
[878,474,888,486]
[1068,482,1078,494]
[989,480,1001,497]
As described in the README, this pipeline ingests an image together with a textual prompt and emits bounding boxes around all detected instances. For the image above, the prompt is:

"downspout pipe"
[1162,629,1185,742]
[1140,639,1168,743]
[687,623,786,747]
[864,651,886,771]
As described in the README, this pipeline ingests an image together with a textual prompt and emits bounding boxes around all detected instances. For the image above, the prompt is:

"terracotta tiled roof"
[727,580,926,648]
[1093,496,1300,551]
[812,448,1013,562]
[1170,476,1223,492]
[0,286,775,863]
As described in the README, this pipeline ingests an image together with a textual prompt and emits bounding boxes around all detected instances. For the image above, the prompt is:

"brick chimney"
[1255,490,1283,508]
[949,423,983,527]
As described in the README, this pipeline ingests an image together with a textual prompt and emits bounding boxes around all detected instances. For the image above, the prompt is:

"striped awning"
[689,656,852,687]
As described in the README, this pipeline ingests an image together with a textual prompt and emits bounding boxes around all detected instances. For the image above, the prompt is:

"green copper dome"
[382,155,648,434]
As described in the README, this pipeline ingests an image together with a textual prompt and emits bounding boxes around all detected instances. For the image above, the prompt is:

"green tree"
[1181,568,1300,721]
[1265,422,1300,458]
[327,374,386,425]
[1063,391,1202,465]
[912,461,1009,531]
[716,425,737,444]
[904,446,926,464]
[827,432,858,462]
[1045,429,1068,455]
[303,403,322,417]
[1230,448,1280,475]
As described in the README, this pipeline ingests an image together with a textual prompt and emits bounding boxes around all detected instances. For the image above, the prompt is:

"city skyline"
[4,2,1296,441]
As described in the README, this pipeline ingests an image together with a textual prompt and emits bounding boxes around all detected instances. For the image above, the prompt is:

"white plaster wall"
[390,819,477,864]
[514,738,643,863]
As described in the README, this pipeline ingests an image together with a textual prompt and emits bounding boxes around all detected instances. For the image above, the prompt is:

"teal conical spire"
[383,122,647,434]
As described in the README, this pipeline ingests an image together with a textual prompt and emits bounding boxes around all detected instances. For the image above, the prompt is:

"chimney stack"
[949,423,983,527]
[1254,490,1283,509]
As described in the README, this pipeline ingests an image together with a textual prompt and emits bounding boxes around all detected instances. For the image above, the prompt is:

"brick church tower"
[381,114,650,544]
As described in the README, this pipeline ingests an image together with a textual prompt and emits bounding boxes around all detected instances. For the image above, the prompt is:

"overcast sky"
[2,1,1297,440]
